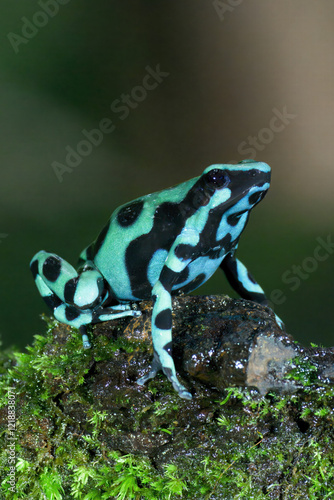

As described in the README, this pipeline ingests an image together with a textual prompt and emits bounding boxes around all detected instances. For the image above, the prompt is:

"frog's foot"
[80,306,141,348]
[137,354,192,400]
[78,307,141,349]
[92,304,141,323]
[163,369,193,400]
[79,325,91,349]
[136,355,161,386]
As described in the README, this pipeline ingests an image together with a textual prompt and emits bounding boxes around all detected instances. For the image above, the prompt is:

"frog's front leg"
[137,281,192,400]
[137,240,194,400]
[30,251,140,347]
[220,253,284,329]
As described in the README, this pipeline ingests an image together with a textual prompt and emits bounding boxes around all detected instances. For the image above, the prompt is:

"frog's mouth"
[219,181,270,213]
[226,169,270,195]
[248,186,269,206]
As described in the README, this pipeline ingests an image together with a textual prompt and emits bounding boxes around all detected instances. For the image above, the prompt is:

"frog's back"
[89,178,199,300]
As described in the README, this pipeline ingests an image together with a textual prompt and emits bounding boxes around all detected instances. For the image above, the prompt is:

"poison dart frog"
[30,160,279,400]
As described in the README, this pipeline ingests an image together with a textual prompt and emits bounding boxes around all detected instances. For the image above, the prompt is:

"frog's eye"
[204,169,229,189]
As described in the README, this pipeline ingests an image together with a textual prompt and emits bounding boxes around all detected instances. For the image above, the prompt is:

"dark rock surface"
[91,294,334,398]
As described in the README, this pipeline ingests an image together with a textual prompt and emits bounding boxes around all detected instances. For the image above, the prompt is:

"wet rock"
[91,295,334,397]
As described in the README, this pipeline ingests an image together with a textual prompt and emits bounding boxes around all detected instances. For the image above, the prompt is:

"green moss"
[285,356,318,386]
[1,319,334,499]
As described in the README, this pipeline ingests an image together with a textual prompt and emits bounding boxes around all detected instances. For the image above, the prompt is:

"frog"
[30,159,276,400]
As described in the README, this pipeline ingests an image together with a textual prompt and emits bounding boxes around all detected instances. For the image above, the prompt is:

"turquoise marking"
[147,249,168,286]
[235,259,264,294]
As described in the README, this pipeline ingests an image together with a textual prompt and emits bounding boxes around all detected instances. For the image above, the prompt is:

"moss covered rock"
[1,295,334,499]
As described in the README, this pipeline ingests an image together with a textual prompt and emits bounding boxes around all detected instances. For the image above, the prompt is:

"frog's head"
[200,160,271,212]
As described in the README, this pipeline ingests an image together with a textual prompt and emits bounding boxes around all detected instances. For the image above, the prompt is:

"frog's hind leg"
[30,250,140,347]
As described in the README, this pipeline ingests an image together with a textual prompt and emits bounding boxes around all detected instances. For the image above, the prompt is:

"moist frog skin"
[30,159,276,400]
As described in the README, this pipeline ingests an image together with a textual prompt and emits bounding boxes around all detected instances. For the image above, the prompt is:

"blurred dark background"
[1,1,333,350]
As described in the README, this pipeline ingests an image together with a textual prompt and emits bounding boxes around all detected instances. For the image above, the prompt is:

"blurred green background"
[0,1,333,350]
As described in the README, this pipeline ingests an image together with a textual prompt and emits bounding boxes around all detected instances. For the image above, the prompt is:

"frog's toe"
[163,367,192,399]
[178,388,193,400]
[170,378,192,400]
[136,375,149,386]
[82,335,91,349]
[137,373,192,400]
[79,326,91,349]
[136,371,157,387]
[137,354,161,386]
